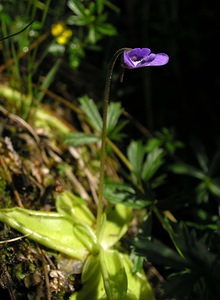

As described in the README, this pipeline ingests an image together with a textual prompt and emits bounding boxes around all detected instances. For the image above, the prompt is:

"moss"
[0,166,12,208]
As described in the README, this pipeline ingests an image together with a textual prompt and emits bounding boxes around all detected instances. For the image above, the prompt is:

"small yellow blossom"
[51,22,72,45]
[51,22,65,36]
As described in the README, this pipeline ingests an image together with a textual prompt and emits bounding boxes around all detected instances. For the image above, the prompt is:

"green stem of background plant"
[106,138,133,171]
[152,206,184,258]
[96,48,130,239]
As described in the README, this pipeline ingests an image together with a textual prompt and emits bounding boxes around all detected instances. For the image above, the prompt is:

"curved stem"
[96,48,130,239]
[106,138,133,172]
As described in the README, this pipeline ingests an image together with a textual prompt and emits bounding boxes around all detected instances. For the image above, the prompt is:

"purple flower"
[123,48,169,69]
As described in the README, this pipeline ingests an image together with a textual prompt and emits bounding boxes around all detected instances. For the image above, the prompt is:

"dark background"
[92,0,220,152]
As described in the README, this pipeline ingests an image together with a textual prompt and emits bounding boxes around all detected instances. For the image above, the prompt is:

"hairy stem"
[96,48,130,239]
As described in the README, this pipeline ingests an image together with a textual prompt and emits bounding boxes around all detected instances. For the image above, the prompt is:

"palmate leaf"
[127,142,165,184]
[67,15,90,26]
[79,96,102,132]
[67,0,86,16]
[79,97,125,140]
[141,147,164,182]
[104,181,151,209]
[107,102,124,135]
[127,140,145,185]
[108,119,128,141]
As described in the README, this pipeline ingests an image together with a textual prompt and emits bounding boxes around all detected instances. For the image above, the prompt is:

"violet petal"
[123,48,169,69]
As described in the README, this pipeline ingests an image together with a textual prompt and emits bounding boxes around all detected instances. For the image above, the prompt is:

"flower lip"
[123,48,169,69]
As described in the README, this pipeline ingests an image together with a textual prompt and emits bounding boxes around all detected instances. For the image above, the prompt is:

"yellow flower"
[56,29,72,45]
[51,22,72,45]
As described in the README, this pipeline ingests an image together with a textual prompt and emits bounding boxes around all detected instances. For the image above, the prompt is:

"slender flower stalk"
[96,48,131,239]
[96,47,169,239]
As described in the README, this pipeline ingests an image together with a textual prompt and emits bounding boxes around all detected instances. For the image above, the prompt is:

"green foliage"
[146,127,183,154]
[0,191,155,300]
[67,0,117,44]
[107,102,127,141]
[141,147,164,182]
[0,0,118,118]
[104,181,152,209]
[0,167,12,208]
[133,237,188,270]
[65,97,127,147]
[0,2,219,298]
[49,0,118,68]
[170,145,220,204]
[102,129,220,300]
[127,140,165,186]
[133,224,220,300]
[0,0,57,119]
[79,96,103,132]
[65,132,100,147]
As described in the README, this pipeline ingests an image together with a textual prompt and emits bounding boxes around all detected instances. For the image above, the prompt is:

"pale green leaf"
[101,204,132,249]
[70,250,155,300]
[100,248,127,300]
[56,191,95,226]
[127,141,146,184]
[122,253,155,300]
[107,102,123,134]
[36,58,62,103]
[67,0,86,16]
[67,16,90,26]
[96,23,117,36]
[0,207,89,260]
[142,148,164,181]
[65,132,100,147]
[79,96,102,132]
[70,253,105,300]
